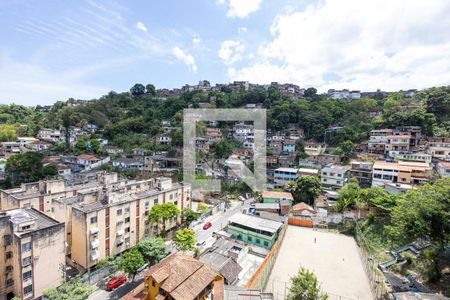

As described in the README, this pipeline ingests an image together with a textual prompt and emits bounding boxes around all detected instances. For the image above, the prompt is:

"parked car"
[203,221,212,230]
[196,241,206,246]
[137,263,149,273]
[106,276,127,291]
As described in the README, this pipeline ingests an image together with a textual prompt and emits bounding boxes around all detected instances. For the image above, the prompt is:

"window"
[4,235,12,246]
[125,207,130,213]
[23,270,32,280]
[152,279,156,287]
[337,174,342,177]
[336,180,341,184]
[125,217,130,223]
[153,199,158,205]
[24,284,33,295]
[90,216,97,224]
[6,278,14,287]
[322,172,327,176]
[145,201,149,208]
[263,241,269,247]
[125,237,130,244]
[125,227,130,233]
[247,236,252,242]
[117,241,123,247]
[169,194,173,200]
[21,225,31,230]
[22,256,32,267]
[5,265,13,273]
[5,251,12,260]
[323,179,327,182]
[256,239,260,244]
[117,209,122,216]
[21,242,32,252]
[174,201,178,206]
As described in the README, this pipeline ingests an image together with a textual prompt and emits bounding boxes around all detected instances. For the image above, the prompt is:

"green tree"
[212,139,239,159]
[43,276,93,300]
[287,267,328,300]
[0,124,17,142]
[197,203,209,214]
[130,83,146,96]
[147,203,180,236]
[146,84,156,96]
[137,237,167,265]
[333,140,354,163]
[4,152,57,188]
[182,208,199,224]
[117,247,145,281]
[174,228,196,252]
[303,87,318,98]
[290,176,322,205]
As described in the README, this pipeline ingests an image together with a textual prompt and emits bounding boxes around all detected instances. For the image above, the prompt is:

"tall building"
[0,208,65,300]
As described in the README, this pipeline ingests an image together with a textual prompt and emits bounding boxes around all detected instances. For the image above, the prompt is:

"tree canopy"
[117,247,145,280]
[137,237,168,265]
[174,228,196,252]
[287,267,328,300]
[43,276,93,300]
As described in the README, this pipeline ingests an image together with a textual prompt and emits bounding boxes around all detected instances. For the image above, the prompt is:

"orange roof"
[122,282,147,300]
[292,202,316,214]
[261,191,294,200]
[77,154,99,161]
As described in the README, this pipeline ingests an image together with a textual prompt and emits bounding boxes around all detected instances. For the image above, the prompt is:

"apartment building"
[307,153,341,165]
[37,128,62,143]
[69,178,191,271]
[372,161,430,187]
[436,161,450,178]
[273,167,298,188]
[428,146,450,161]
[204,128,222,143]
[304,141,324,156]
[349,162,373,188]
[385,133,411,157]
[0,208,65,300]
[368,129,393,153]
[395,153,432,164]
[232,123,253,142]
[395,126,422,147]
[321,165,350,190]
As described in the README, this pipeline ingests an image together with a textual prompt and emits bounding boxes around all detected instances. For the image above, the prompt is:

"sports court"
[266,226,373,300]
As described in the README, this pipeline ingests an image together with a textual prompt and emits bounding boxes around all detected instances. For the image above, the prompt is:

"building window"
[21,225,31,230]
[336,180,341,184]
[337,174,342,177]
[4,235,12,246]
[23,271,32,280]
[125,227,130,233]
[152,279,156,287]
[21,242,32,252]
[247,236,252,242]
[125,207,130,213]
[256,239,260,244]
[6,278,14,287]
[24,284,33,295]
[264,241,269,247]
[323,179,327,182]
[90,216,98,224]
[5,265,13,273]
[125,217,130,223]
[22,256,32,267]
[5,251,12,260]
[153,199,158,205]
[117,209,122,216]
[125,237,130,244]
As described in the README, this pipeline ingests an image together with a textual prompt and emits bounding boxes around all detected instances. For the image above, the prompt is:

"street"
[88,272,145,300]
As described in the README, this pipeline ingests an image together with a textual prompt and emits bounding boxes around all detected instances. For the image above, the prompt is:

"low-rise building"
[297,167,320,177]
[304,141,324,156]
[282,140,296,153]
[273,167,298,188]
[226,213,283,249]
[385,133,411,157]
[368,129,393,153]
[427,146,450,161]
[435,161,450,178]
[321,165,350,190]
[125,253,224,300]
[307,153,341,165]
[103,146,124,155]
[349,161,373,188]
[112,157,144,170]
[76,154,110,171]
[261,191,294,204]
[0,208,65,300]
[395,153,432,164]
[372,161,430,187]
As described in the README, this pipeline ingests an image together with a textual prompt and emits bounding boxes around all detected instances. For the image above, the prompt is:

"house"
[232,123,253,142]
[112,157,144,170]
[133,253,224,300]
[291,202,316,217]
[349,162,373,188]
[385,133,411,157]
[204,128,223,143]
[157,135,172,145]
[282,140,296,153]
[427,146,450,161]
[395,153,432,164]
[298,168,319,177]
[304,141,324,156]
[226,213,283,249]
[435,161,450,178]
[268,140,283,155]
[195,138,210,152]
[76,154,110,171]
[307,153,341,165]
[16,137,38,146]
[261,190,294,204]
[321,165,350,190]
[132,148,149,156]
[0,142,25,157]
[368,129,393,153]
[372,161,430,187]
[273,168,298,188]
[0,208,65,300]
[277,155,296,168]
[30,140,51,151]
[103,146,124,155]
[37,128,62,143]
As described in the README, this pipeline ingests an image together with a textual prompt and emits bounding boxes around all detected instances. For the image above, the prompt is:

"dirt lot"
[266,226,373,300]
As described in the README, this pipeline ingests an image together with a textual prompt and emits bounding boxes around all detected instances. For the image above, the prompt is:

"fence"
[288,216,314,227]
[245,222,288,290]
[352,219,390,300]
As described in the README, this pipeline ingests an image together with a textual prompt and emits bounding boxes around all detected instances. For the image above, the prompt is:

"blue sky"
[0,0,449,105]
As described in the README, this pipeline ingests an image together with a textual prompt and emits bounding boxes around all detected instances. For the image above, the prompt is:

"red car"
[203,221,212,230]
[106,276,127,291]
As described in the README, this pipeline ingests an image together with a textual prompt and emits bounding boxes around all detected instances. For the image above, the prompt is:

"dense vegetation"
[0,85,448,153]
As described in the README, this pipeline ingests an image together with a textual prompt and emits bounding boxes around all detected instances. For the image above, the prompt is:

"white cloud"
[136,21,147,32]
[232,0,450,91]
[238,27,248,34]
[172,47,198,73]
[218,40,245,65]
[217,0,263,18]
[192,37,201,47]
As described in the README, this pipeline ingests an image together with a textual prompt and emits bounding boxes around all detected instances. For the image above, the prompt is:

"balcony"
[90,227,99,235]
[90,250,99,261]
[90,239,99,249]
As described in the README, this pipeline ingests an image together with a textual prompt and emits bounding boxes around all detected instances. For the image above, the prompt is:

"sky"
[0,0,449,105]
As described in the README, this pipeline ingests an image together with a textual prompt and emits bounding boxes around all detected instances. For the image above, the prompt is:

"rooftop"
[2,207,61,235]
[228,213,283,234]
[261,191,294,200]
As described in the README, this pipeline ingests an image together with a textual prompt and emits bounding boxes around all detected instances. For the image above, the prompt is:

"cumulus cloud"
[172,47,198,73]
[217,0,263,18]
[136,21,147,32]
[231,0,450,91]
[218,40,245,65]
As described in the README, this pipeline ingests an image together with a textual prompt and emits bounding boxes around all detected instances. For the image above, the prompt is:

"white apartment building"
[321,165,350,190]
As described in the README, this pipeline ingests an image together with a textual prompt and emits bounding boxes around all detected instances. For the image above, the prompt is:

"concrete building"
[304,141,324,156]
[321,165,350,190]
[395,153,432,164]
[435,161,450,178]
[427,146,450,161]
[385,133,411,157]
[307,153,341,165]
[273,167,298,188]
[112,157,145,170]
[298,168,320,177]
[372,161,430,187]
[349,162,373,188]
[261,191,294,204]
[68,178,191,271]
[226,213,283,249]
[0,208,65,300]
[282,140,296,153]
[368,129,393,153]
